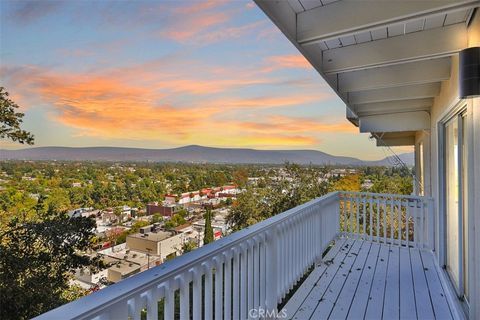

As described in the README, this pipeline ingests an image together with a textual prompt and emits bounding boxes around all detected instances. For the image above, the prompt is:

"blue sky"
[0,0,411,160]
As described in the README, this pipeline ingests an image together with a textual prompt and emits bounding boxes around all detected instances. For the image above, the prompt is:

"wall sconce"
[459,47,480,98]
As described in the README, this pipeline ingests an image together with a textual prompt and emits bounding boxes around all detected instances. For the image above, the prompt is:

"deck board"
[280,238,456,320]
[291,239,356,320]
[383,245,400,320]
[329,241,372,319]
[410,248,435,319]
[420,250,454,320]
[363,244,389,319]
[347,241,380,320]
[282,238,347,319]
[310,240,364,319]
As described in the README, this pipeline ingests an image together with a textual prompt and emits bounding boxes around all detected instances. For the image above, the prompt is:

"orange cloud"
[232,115,357,134]
[262,55,311,73]
[1,57,334,148]
[210,94,332,110]
[194,21,266,44]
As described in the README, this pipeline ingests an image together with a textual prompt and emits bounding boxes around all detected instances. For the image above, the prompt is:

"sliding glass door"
[444,110,469,301]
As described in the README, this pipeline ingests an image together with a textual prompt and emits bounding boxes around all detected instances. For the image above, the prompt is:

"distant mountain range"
[0,145,414,166]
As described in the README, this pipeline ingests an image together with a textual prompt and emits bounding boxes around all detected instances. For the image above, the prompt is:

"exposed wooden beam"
[346,106,359,126]
[376,136,416,147]
[339,58,451,92]
[359,111,430,133]
[323,24,467,74]
[348,83,441,104]
[297,0,479,45]
[353,98,433,116]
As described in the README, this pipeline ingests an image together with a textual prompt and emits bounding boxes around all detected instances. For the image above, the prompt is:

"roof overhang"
[255,0,479,145]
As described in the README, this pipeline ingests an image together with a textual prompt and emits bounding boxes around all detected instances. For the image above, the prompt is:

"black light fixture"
[459,46,480,98]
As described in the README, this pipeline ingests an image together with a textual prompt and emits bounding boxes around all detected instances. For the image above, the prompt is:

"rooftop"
[127,230,174,242]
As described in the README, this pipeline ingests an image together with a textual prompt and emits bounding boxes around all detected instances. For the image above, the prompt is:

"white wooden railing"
[35,192,340,320]
[34,191,433,320]
[339,192,434,249]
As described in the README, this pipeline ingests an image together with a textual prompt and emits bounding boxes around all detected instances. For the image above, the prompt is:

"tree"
[181,241,197,253]
[203,207,214,245]
[0,87,34,144]
[0,213,100,319]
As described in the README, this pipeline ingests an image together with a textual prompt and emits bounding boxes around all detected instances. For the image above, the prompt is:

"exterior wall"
[414,12,480,319]
[126,236,159,255]
[146,204,176,217]
[126,233,184,261]
[158,233,183,261]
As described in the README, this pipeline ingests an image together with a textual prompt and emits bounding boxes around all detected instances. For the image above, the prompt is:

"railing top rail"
[35,191,340,320]
[340,191,433,201]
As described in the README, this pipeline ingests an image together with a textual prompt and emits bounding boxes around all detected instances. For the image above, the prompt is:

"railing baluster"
[240,246,247,320]
[362,196,367,239]
[253,239,260,311]
[147,288,159,320]
[214,257,223,320]
[192,268,202,320]
[427,199,434,250]
[376,197,380,243]
[389,197,394,244]
[396,199,402,246]
[223,252,232,320]
[412,199,418,247]
[265,229,278,317]
[259,234,266,311]
[232,250,240,320]
[204,262,213,320]
[178,277,189,320]
[405,200,410,248]
[369,196,373,241]
[356,194,360,239]
[383,197,387,244]
[164,282,174,320]
[419,200,425,248]
[350,194,354,237]
[247,240,254,319]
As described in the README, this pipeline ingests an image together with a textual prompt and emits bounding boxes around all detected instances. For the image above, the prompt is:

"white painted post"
[146,288,159,320]
[214,257,223,320]
[232,249,240,320]
[265,229,278,319]
[191,267,202,320]
[427,198,435,251]
[223,252,232,320]
[178,277,189,320]
[247,240,254,319]
[163,282,174,320]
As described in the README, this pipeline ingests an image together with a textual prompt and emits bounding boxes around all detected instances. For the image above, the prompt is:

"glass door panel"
[445,118,460,290]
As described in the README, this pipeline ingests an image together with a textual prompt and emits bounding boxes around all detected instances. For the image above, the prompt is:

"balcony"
[35,192,461,320]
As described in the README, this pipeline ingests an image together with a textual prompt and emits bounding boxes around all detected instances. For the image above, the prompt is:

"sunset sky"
[0,0,411,160]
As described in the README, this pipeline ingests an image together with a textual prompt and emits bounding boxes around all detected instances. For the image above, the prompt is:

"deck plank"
[399,247,416,319]
[346,243,381,319]
[281,239,458,320]
[410,248,435,319]
[383,245,400,320]
[420,250,453,320]
[363,244,390,319]
[310,240,365,319]
[292,239,356,320]
[329,241,372,319]
[281,238,347,319]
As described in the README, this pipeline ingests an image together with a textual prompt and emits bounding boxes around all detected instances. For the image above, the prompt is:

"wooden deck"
[281,237,457,320]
